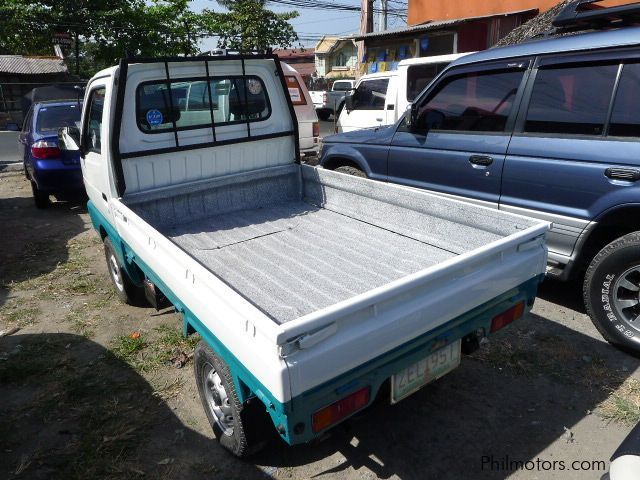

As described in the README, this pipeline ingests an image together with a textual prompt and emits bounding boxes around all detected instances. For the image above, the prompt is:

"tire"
[335,165,366,178]
[103,236,142,305]
[317,110,330,121]
[584,232,640,355]
[30,180,50,209]
[194,341,271,457]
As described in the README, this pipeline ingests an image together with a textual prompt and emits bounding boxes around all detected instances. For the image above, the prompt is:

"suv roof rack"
[553,0,640,30]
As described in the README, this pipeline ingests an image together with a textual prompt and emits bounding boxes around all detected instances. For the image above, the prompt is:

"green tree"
[202,0,299,52]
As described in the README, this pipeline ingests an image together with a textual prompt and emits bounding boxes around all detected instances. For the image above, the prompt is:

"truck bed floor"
[166,200,455,323]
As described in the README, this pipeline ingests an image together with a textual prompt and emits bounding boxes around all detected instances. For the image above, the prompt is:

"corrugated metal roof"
[352,9,538,41]
[0,56,68,75]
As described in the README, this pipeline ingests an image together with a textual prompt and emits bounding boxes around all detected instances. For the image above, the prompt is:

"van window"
[416,69,523,133]
[406,62,447,102]
[136,76,270,133]
[352,78,389,110]
[609,63,640,138]
[524,64,617,136]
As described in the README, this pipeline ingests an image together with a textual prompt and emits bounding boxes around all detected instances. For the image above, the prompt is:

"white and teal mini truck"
[58,53,550,456]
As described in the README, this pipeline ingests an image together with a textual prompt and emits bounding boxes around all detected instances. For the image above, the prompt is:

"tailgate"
[281,220,548,397]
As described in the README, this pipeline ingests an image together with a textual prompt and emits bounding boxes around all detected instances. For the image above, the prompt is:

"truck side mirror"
[58,126,81,152]
[405,104,418,132]
[345,92,354,112]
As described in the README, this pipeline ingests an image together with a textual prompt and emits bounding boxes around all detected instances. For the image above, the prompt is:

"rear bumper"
[31,159,83,192]
[280,274,543,445]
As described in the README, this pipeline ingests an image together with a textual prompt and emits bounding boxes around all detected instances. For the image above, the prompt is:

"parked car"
[58,53,548,456]
[19,100,83,208]
[337,53,468,133]
[282,62,320,157]
[320,11,640,354]
[310,79,355,120]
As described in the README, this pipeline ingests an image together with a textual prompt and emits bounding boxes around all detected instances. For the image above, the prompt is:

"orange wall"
[408,0,627,25]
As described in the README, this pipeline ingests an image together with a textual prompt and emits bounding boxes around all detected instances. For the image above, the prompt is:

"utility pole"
[381,0,387,31]
[74,30,79,75]
[357,0,374,78]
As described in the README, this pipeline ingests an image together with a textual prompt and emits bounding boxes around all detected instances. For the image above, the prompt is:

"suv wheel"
[584,232,640,354]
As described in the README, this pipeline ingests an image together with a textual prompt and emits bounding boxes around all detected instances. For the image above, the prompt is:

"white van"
[337,53,469,133]
[281,62,319,156]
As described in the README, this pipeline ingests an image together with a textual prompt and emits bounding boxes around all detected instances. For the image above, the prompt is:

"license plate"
[391,340,461,404]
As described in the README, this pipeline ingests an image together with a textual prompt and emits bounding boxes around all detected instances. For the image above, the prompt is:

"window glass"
[332,81,353,91]
[415,69,523,133]
[136,76,270,133]
[334,53,347,67]
[352,78,389,110]
[609,63,640,137]
[22,107,33,133]
[524,64,617,136]
[406,62,448,102]
[85,88,105,154]
[36,104,81,133]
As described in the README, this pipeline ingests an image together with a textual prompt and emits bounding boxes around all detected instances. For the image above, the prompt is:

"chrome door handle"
[469,155,493,166]
[605,167,640,181]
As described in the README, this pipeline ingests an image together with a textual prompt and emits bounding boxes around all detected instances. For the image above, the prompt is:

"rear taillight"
[312,121,320,138]
[312,386,370,433]
[31,140,61,159]
[490,301,525,333]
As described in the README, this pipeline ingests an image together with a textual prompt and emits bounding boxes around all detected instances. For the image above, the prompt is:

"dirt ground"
[1,169,639,480]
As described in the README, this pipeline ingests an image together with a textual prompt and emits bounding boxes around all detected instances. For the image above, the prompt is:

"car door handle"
[469,155,493,166]
[605,167,640,182]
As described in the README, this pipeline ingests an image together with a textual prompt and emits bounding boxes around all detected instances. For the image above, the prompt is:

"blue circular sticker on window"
[146,109,163,126]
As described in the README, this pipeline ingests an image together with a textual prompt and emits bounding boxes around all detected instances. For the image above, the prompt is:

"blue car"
[19,100,84,208]
[320,4,640,354]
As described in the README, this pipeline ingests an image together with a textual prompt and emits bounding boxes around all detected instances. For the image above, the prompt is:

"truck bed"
[125,164,537,325]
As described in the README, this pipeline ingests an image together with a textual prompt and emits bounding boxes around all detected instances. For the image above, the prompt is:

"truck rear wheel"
[317,110,330,121]
[194,341,270,457]
[103,236,142,305]
[584,232,640,355]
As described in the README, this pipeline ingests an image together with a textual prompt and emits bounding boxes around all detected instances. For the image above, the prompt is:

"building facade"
[314,37,358,80]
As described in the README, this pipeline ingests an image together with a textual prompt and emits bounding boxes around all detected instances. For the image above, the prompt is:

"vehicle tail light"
[31,140,61,159]
[312,386,370,433]
[490,301,525,333]
[323,92,327,104]
[312,121,320,138]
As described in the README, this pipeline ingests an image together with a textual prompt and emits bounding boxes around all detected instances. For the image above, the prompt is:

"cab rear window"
[135,76,271,133]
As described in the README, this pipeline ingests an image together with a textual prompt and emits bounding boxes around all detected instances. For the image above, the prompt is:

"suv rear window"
[36,104,81,133]
[524,64,618,136]
[609,63,640,138]
[351,78,389,110]
[136,76,270,133]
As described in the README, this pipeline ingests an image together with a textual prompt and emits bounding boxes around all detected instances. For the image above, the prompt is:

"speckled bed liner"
[125,164,535,324]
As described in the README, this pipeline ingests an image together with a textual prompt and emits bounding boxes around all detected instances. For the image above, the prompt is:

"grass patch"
[599,378,640,425]
[109,326,200,373]
[67,276,99,294]
[0,298,40,327]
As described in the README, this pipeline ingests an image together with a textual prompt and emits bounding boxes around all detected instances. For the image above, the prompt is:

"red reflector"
[490,301,525,333]
[31,140,61,159]
[312,386,370,433]
[312,121,320,138]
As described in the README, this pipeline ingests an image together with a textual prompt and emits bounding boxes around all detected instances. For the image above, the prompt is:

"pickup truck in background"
[58,53,549,456]
[310,79,355,120]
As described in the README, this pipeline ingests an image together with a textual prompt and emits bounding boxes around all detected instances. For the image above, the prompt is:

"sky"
[190,0,407,50]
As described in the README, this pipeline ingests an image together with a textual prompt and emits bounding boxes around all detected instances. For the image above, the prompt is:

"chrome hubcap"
[202,364,234,436]
[613,266,640,332]
[109,254,124,292]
